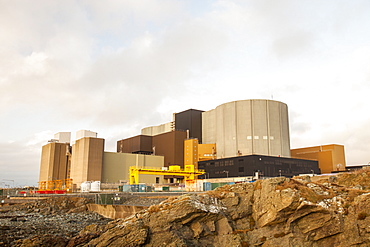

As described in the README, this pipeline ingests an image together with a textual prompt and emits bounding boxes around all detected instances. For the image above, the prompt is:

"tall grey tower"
[202,99,291,158]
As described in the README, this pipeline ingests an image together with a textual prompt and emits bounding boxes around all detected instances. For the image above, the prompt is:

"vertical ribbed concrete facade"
[70,137,105,187]
[202,99,291,158]
[39,142,69,182]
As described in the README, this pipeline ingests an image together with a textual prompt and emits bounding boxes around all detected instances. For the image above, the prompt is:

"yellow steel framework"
[64,178,73,192]
[37,179,73,192]
[129,165,205,185]
[38,181,47,190]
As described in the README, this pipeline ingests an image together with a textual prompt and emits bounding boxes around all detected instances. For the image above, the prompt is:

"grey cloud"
[2,0,370,185]
[0,1,227,133]
[62,21,228,128]
[272,31,314,59]
[0,141,40,186]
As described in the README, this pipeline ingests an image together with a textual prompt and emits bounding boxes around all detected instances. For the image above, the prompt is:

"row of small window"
[215,170,230,175]
[186,153,214,157]
[247,136,275,140]
[212,160,234,167]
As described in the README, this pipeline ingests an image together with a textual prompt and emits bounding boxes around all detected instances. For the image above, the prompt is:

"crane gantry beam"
[129,165,205,185]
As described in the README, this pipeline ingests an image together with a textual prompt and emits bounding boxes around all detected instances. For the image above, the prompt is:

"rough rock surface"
[0,197,112,246]
[5,169,370,246]
[74,175,370,246]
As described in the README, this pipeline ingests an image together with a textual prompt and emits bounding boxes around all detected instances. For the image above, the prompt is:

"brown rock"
[10,169,370,246]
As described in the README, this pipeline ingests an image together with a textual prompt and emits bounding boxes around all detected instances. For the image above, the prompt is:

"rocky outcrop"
[7,170,370,246]
[87,204,148,219]
[69,176,370,246]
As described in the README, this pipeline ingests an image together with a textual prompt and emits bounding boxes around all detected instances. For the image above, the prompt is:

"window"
[156,177,160,184]
[239,167,244,173]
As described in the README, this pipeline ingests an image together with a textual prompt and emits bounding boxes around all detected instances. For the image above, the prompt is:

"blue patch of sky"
[185,0,215,18]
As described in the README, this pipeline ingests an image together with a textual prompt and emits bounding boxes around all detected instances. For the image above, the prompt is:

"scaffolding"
[37,178,73,194]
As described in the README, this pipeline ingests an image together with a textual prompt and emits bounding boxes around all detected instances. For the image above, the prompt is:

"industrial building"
[39,142,70,182]
[202,99,291,158]
[38,99,347,191]
[39,132,166,190]
[198,155,319,179]
[184,138,216,168]
[69,137,105,187]
[102,152,164,184]
[291,144,346,173]
[117,130,187,168]
[175,109,203,142]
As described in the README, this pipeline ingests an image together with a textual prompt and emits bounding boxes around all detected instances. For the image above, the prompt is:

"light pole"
[2,179,14,188]
[279,170,282,177]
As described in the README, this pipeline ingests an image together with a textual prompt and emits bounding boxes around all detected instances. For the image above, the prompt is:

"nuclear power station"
[38,99,346,192]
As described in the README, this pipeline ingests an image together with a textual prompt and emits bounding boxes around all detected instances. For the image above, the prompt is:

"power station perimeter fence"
[0,188,38,197]
[95,193,122,205]
[119,184,154,192]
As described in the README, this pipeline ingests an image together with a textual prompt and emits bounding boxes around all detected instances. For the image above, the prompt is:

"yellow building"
[184,139,216,168]
[291,144,346,174]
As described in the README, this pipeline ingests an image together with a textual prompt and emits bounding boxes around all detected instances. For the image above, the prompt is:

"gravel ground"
[0,194,176,246]
[0,198,112,247]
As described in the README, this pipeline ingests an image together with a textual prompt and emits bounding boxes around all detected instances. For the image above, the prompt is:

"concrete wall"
[87,204,148,219]
[54,132,71,143]
[76,130,97,140]
[291,144,346,173]
[102,152,164,184]
[202,99,291,158]
[39,142,69,182]
[141,122,173,136]
[70,137,105,187]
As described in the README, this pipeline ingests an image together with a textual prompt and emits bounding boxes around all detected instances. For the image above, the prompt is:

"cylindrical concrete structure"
[202,99,291,158]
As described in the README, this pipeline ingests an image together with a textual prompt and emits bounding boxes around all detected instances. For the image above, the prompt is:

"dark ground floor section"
[198,154,320,179]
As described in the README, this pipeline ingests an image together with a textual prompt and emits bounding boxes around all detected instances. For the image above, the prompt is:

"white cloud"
[1,0,370,185]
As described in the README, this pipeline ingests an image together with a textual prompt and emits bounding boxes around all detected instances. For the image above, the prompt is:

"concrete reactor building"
[202,99,291,158]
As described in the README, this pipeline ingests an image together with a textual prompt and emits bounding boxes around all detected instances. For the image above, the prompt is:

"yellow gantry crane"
[129,165,205,190]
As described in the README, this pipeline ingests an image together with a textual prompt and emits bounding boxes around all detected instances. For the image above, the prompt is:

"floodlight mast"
[2,179,14,188]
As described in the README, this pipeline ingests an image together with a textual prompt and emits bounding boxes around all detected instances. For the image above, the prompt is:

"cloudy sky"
[1,0,370,186]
